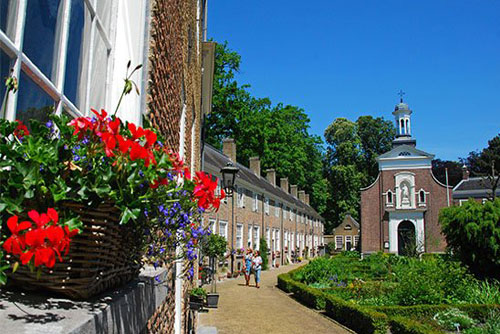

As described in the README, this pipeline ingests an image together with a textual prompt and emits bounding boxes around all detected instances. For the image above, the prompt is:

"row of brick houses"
[202,139,325,269]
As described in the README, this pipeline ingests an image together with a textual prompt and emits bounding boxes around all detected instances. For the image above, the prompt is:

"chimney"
[305,194,310,205]
[249,156,260,177]
[462,165,470,181]
[266,169,276,186]
[290,185,298,198]
[280,177,289,193]
[222,138,236,163]
[298,190,306,202]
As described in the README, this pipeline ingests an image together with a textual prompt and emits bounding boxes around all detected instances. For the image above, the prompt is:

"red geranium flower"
[14,120,29,139]
[2,216,31,255]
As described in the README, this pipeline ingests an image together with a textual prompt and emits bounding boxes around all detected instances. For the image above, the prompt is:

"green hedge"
[278,270,388,334]
[373,304,500,322]
[325,294,388,334]
[389,316,442,334]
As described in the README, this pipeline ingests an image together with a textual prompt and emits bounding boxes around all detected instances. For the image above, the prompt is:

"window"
[291,209,294,221]
[290,232,294,250]
[284,230,288,248]
[419,190,426,204]
[289,208,293,221]
[252,192,258,212]
[275,201,280,217]
[482,198,488,204]
[276,229,280,250]
[237,187,245,208]
[459,199,467,206]
[264,197,269,215]
[387,190,394,205]
[1,0,113,123]
[345,235,352,250]
[283,206,287,220]
[253,226,260,249]
[354,235,360,247]
[266,227,270,246]
[335,235,343,249]
[344,224,352,230]
[208,219,216,234]
[236,224,243,249]
[219,221,228,240]
[247,225,253,248]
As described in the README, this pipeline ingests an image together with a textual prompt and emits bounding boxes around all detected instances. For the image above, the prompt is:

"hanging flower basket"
[8,202,142,299]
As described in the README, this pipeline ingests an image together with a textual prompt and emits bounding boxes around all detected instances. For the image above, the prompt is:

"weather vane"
[397,89,405,102]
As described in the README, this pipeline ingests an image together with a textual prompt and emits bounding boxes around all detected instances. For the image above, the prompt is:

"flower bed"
[278,253,500,334]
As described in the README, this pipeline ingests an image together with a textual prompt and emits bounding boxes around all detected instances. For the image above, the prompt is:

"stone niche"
[394,171,416,209]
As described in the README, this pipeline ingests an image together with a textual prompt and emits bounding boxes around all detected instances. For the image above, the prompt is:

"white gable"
[377,145,434,171]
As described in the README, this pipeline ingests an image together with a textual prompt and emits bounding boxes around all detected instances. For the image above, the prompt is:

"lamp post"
[220,162,239,274]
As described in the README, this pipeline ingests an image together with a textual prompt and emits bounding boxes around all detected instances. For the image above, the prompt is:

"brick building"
[331,215,360,251]
[453,167,500,205]
[202,139,325,270]
[360,98,450,255]
[1,1,213,333]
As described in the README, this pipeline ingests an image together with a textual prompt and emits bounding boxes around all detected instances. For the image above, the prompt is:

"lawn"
[282,252,500,334]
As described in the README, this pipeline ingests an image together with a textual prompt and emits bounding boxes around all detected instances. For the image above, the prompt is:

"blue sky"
[207,1,500,161]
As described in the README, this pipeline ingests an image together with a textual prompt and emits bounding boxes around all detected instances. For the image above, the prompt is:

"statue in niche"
[400,182,410,206]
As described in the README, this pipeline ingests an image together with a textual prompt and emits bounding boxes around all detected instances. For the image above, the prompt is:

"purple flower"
[139,170,144,177]
[155,275,162,283]
[82,137,90,145]
[157,141,163,147]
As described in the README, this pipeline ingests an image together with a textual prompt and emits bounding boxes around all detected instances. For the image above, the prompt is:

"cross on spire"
[398,89,405,102]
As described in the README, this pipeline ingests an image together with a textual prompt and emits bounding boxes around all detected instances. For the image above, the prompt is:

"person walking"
[243,248,253,286]
[252,250,263,288]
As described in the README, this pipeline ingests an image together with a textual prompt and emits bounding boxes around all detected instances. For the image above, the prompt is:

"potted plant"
[201,233,227,308]
[188,287,207,311]
[0,67,225,298]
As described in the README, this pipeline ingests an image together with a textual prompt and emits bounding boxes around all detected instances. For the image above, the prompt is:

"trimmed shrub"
[433,308,476,331]
[260,238,269,270]
[389,316,442,334]
[325,294,388,334]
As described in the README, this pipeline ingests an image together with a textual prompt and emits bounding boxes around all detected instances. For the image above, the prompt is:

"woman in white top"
[252,250,263,288]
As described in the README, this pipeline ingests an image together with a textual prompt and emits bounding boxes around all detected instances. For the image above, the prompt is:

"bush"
[439,199,500,278]
[433,308,476,331]
[259,238,269,270]
[325,294,388,334]
[389,316,442,334]
[465,310,500,334]
[202,234,227,259]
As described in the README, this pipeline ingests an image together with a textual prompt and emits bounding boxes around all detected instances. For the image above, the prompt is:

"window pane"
[0,0,18,40]
[0,49,14,115]
[88,31,108,111]
[64,0,91,109]
[96,0,112,35]
[24,0,63,81]
[16,71,56,125]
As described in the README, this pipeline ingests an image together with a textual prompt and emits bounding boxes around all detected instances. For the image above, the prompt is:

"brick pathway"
[198,263,353,334]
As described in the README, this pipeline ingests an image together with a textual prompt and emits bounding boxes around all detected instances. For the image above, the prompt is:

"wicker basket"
[8,202,143,299]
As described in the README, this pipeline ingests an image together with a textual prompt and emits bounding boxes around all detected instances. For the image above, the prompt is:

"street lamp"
[220,162,239,274]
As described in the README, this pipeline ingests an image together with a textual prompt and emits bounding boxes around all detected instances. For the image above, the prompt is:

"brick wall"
[361,169,448,254]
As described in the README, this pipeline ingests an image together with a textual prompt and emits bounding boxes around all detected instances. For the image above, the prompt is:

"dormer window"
[344,224,352,230]
[398,151,411,156]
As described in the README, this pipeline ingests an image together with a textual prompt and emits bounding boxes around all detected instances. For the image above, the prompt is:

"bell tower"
[392,90,416,147]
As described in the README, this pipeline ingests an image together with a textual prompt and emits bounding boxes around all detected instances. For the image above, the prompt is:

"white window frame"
[264,197,270,215]
[209,219,216,234]
[236,223,243,249]
[345,235,352,250]
[418,189,427,206]
[335,235,343,250]
[386,190,394,207]
[252,192,258,212]
[266,227,270,245]
[247,225,253,248]
[354,235,360,247]
[253,226,260,249]
[219,220,228,240]
[459,199,467,206]
[275,201,280,217]
[0,1,115,121]
[237,187,245,208]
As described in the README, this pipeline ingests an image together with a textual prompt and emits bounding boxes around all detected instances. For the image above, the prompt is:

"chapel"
[360,97,449,255]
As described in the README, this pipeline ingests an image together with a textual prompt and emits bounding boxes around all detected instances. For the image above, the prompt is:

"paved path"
[198,263,353,334]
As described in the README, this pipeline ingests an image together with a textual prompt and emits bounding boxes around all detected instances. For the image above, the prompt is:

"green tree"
[259,238,269,271]
[439,199,500,278]
[431,159,463,187]
[204,42,326,213]
[323,116,395,231]
[461,134,500,199]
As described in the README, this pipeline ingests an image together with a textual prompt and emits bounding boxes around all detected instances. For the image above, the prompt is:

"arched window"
[344,224,352,230]
[400,119,405,134]
[405,119,409,134]
[419,190,426,203]
[387,190,393,204]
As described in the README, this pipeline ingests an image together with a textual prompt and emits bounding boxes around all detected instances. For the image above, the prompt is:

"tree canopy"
[322,116,395,231]
[204,42,326,213]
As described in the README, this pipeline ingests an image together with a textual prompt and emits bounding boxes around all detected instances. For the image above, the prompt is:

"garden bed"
[277,253,500,334]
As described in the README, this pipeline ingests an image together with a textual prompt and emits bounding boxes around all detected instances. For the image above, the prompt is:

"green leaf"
[120,207,140,225]
[64,217,83,232]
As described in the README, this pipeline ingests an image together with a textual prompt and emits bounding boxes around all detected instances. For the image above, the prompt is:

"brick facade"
[203,144,325,273]
[361,168,449,254]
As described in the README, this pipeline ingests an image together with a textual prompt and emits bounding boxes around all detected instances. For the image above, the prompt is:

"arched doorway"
[398,220,416,255]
